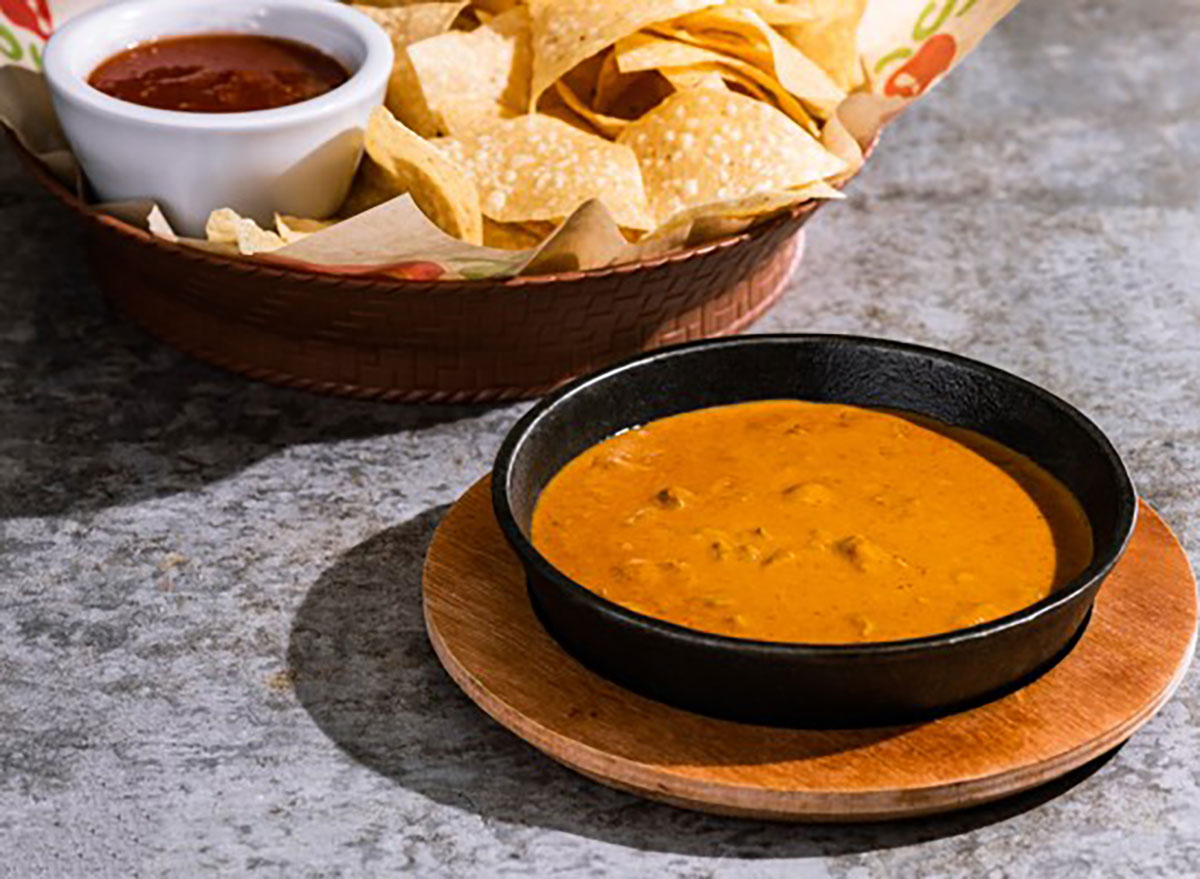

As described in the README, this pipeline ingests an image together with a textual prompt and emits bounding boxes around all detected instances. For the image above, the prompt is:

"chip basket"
[11,132,824,403]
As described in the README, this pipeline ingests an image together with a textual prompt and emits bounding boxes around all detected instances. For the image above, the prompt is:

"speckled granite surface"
[2,1,1198,876]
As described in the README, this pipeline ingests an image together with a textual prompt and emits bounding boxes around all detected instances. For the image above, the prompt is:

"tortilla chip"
[275,214,337,244]
[659,69,732,91]
[654,7,846,116]
[635,181,840,256]
[617,86,845,223]
[526,0,723,107]
[438,113,654,229]
[534,53,639,136]
[551,80,631,139]
[665,65,780,106]
[664,63,776,104]
[777,0,868,92]
[483,218,555,250]
[367,2,470,135]
[400,7,531,137]
[617,30,727,71]
[534,83,594,134]
[650,9,774,62]
[385,56,439,137]
[559,51,607,101]
[593,51,628,112]
[350,3,466,46]
[472,0,522,15]
[206,208,286,255]
[616,32,818,133]
[652,181,843,245]
[353,0,461,5]
[342,106,484,244]
[726,0,816,25]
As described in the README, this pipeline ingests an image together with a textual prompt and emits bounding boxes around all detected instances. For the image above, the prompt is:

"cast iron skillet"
[492,335,1137,728]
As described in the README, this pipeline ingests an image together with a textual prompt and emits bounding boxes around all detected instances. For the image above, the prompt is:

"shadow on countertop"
[288,506,1121,859]
[0,169,487,519]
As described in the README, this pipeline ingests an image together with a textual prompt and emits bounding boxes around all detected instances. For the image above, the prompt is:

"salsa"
[532,401,1093,644]
[88,33,349,113]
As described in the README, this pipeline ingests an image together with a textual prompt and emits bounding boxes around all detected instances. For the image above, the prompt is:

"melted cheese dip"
[531,401,1093,643]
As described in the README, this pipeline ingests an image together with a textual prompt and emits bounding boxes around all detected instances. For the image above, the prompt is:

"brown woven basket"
[12,134,823,403]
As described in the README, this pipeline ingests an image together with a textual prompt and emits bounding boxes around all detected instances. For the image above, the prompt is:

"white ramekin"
[43,0,393,235]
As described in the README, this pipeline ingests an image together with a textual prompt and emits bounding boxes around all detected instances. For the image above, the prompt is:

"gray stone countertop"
[2,0,1198,876]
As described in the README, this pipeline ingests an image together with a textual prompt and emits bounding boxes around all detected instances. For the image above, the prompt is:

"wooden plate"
[422,478,1197,822]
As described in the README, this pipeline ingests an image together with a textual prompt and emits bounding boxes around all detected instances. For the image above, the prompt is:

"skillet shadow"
[288,506,1121,858]
[0,162,490,519]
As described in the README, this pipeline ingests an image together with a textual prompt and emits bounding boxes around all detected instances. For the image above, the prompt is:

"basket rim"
[8,128,835,289]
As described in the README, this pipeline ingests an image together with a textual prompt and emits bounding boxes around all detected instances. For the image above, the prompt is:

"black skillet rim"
[492,334,1139,659]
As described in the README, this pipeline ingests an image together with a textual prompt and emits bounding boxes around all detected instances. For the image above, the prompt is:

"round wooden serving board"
[422,478,1197,822]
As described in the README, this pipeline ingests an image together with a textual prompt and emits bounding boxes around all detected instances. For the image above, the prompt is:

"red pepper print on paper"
[388,260,446,281]
[885,33,957,98]
[0,0,53,40]
[874,0,973,100]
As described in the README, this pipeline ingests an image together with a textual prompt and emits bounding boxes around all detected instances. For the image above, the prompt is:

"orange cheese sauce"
[531,401,1093,644]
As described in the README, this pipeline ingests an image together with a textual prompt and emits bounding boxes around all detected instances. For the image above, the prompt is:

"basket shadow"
[288,507,1120,859]
[0,167,487,519]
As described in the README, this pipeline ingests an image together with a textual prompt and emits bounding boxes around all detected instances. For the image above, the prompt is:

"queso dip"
[531,401,1093,644]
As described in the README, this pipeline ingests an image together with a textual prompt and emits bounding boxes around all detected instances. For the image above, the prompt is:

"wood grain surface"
[422,478,1197,822]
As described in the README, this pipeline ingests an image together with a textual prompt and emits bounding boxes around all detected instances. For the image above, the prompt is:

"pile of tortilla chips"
[208,0,867,265]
